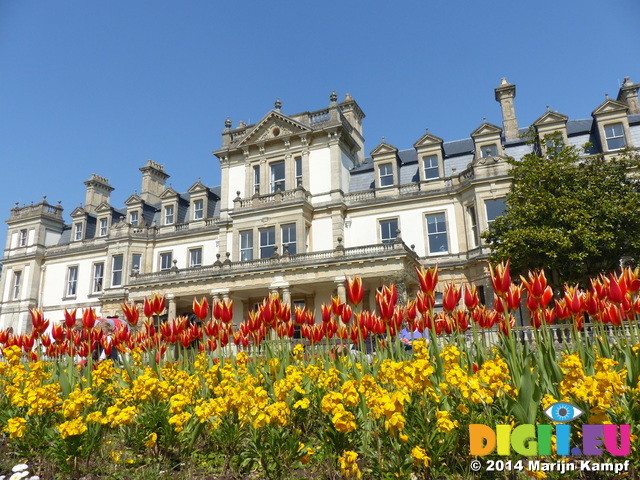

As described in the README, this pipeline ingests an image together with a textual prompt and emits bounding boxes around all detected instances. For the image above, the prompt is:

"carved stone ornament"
[257,121,295,141]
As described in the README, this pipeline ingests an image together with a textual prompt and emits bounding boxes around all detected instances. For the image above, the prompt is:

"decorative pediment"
[236,111,312,147]
[124,194,143,206]
[187,180,208,194]
[160,186,179,199]
[70,206,86,218]
[95,202,113,214]
[370,141,399,157]
[471,122,502,138]
[413,130,443,148]
[592,98,628,116]
[533,110,568,126]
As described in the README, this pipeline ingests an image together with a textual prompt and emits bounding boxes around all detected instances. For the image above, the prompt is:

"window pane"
[131,254,142,275]
[165,206,174,225]
[100,219,108,236]
[13,271,21,299]
[605,123,626,150]
[379,164,394,187]
[190,248,202,267]
[254,166,261,194]
[295,157,302,186]
[160,253,173,271]
[481,144,498,158]
[486,198,506,225]
[93,263,104,293]
[282,224,296,254]
[270,162,285,192]
[74,223,83,241]
[112,255,123,287]
[467,205,479,248]
[67,267,78,296]
[194,200,203,220]
[130,211,139,226]
[427,213,448,253]
[380,219,398,243]
[240,231,254,261]
[260,227,276,258]
[423,155,439,180]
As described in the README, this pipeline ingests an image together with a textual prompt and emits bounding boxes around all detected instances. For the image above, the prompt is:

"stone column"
[166,293,177,320]
[334,276,346,304]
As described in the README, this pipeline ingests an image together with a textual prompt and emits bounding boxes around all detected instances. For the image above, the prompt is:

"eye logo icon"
[544,402,584,423]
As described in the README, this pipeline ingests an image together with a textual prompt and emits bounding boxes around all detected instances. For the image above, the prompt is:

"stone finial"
[274,98,282,111]
[501,77,508,85]
[225,117,232,129]
[345,93,353,101]
[329,90,338,103]
[605,93,610,100]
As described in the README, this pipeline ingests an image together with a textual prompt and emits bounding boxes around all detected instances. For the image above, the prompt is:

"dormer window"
[270,161,285,192]
[423,155,439,180]
[379,163,394,187]
[193,199,204,220]
[99,218,108,237]
[604,123,626,151]
[130,211,139,226]
[481,144,498,158]
[74,223,83,241]
[164,205,174,225]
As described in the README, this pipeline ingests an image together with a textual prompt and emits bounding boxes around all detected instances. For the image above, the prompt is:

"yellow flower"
[145,432,157,448]
[58,417,88,439]
[293,397,310,409]
[338,450,361,479]
[5,417,26,439]
[411,445,431,468]
[331,404,357,433]
[435,410,458,433]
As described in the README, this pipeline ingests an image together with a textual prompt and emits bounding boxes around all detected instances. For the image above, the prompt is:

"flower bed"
[1,264,639,479]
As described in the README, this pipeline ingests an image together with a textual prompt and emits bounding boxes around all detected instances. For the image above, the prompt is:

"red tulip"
[489,260,511,297]
[345,275,364,307]
[193,297,209,321]
[415,265,438,294]
[214,299,233,324]
[341,304,353,325]
[121,301,140,327]
[415,291,435,315]
[464,285,479,311]
[64,308,77,329]
[321,304,332,323]
[563,286,584,315]
[623,266,640,295]
[521,269,548,299]
[153,294,166,316]
[143,297,155,318]
[442,282,461,313]
[82,307,97,329]
[505,285,523,311]
[607,273,626,304]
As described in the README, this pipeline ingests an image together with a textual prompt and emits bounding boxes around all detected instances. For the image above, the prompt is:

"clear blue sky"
[1,0,639,251]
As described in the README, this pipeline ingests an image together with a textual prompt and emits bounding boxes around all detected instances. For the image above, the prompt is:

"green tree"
[483,133,640,289]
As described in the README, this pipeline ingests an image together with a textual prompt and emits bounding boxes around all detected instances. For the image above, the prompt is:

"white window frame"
[426,212,449,255]
[99,218,108,237]
[189,248,202,268]
[12,271,21,300]
[111,255,123,287]
[259,227,276,258]
[164,205,175,225]
[253,165,261,194]
[379,163,394,187]
[380,218,398,244]
[19,229,27,247]
[131,254,142,276]
[467,204,479,248]
[92,262,104,293]
[74,223,83,241]
[604,123,626,151]
[281,223,297,255]
[193,199,204,220]
[130,211,139,226]
[423,155,439,180]
[66,266,79,297]
[240,230,254,261]
[295,156,303,187]
[270,161,285,192]
[160,252,173,271]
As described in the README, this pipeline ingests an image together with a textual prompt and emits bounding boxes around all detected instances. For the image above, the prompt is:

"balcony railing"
[233,187,311,210]
[129,241,419,285]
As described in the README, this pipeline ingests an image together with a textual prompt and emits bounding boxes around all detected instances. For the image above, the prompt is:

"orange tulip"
[331,296,344,317]
[521,269,548,299]
[82,307,97,329]
[464,285,479,311]
[489,260,511,297]
[442,282,461,313]
[63,308,77,329]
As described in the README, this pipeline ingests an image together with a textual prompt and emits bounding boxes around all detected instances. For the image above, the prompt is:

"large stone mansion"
[1,78,639,332]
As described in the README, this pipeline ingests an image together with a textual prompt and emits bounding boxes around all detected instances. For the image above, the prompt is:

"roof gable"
[533,110,569,126]
[124,194,143,206]
[471,122,502,137]
[413,130,443,148]
[70,206,86,218]
[159,186,180,199]
[187,180,208,194]
[95,202,114,214]
[592,98,628,116]
[236,110,312,147]
[369,141,399,156]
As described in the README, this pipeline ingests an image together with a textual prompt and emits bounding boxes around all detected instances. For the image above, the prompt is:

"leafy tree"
[483,133,640,289]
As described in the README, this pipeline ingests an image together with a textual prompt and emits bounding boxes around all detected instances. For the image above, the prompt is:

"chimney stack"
[617,77,640,114]
[84,174,114,214]
[139,160,169,204]
[495,78,519,141]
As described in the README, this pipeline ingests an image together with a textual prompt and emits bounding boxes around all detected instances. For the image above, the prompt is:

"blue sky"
[1,0,639,249]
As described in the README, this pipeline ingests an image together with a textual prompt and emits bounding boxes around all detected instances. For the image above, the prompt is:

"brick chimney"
[139,160,169,204]
[495,78,519,141]
[84,174,114,214]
